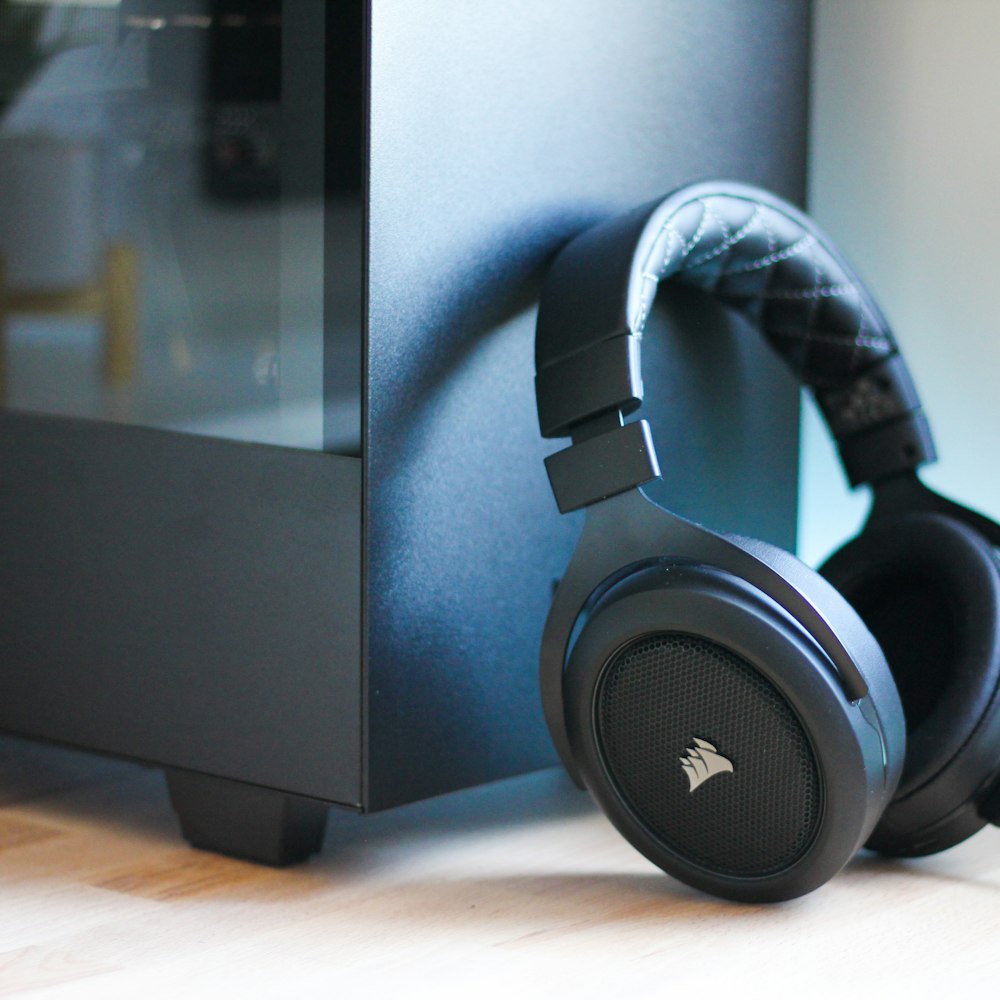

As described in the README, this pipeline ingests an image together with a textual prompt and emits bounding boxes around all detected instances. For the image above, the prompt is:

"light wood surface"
[1,734,998,998]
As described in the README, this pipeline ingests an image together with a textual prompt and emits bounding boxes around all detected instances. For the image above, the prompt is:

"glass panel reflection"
[0,0,360,452]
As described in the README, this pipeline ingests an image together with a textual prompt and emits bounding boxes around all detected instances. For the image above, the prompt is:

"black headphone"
[534,179,1000,902]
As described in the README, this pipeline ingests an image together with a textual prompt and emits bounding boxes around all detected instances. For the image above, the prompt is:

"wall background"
[802,0,1000,562]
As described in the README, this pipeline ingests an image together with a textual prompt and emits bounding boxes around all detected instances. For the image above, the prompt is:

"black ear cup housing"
[822,512,1000,855]
[563,561,903,902]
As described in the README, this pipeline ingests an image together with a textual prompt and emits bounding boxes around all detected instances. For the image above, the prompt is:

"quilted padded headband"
[534,180,936,513]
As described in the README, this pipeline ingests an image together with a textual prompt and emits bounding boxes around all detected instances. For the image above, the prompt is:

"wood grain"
[1,734,998,997]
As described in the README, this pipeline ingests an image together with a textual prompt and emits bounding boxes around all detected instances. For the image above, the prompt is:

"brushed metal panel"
[0,412,361,803]
[364,0,809,808]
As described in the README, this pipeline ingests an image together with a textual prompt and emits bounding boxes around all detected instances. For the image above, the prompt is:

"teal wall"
[804,0,1000,562]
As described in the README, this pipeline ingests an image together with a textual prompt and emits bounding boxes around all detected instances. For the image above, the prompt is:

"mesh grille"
[597,632,822,877]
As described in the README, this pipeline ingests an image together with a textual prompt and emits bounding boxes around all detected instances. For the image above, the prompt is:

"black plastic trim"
[838,411,936,487]
[544,420,660,514]
[536,334,642,438]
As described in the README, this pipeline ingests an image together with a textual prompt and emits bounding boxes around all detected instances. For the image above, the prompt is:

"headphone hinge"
[544,419,660,513]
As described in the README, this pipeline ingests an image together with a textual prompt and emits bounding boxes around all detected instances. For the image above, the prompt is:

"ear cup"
[722,531,906,787]
[562,553,900,902]
[821,512,1000,855]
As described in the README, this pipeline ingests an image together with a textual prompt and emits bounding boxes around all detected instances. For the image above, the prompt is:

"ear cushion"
[723,531,906,791]
[821,512,1000,849]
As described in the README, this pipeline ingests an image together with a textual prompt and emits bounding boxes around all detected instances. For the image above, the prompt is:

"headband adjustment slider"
[536,334,642,439]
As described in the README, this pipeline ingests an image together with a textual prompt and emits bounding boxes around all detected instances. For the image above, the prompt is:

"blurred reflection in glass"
[0,1,360,453]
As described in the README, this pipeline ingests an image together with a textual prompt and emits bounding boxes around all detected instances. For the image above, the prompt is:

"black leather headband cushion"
[537,181,894,380]
[534,180,934,486]
[821,513,1000,810]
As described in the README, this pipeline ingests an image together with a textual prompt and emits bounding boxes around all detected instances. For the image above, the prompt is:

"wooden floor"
[1,735,999,997]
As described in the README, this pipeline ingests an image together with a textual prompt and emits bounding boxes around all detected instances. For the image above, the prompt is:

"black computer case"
[0,0,809,861]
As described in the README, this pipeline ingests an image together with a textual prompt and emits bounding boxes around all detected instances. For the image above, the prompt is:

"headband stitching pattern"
[631,195,897,388]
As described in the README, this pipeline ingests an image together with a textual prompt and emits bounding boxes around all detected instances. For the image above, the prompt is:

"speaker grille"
[597,633,822,878]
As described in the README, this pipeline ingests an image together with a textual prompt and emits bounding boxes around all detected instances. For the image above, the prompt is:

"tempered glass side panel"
[0,0,361,453]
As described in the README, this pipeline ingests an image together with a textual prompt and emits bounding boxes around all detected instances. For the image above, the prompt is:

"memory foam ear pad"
[820,513,1000,806]
[722,532,905,789]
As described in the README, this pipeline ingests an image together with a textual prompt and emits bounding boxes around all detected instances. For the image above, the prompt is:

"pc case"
[0,1,809,861]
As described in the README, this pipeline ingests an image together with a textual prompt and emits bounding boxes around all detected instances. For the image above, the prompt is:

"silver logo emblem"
[680,738,734,793]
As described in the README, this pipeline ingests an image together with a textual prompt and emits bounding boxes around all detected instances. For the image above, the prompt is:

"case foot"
[166,770,328,866]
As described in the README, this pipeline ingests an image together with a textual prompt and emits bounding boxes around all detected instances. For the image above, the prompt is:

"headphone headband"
[535,180,936,512]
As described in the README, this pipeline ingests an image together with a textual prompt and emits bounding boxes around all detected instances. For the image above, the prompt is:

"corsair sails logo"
[680,738,734,793]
